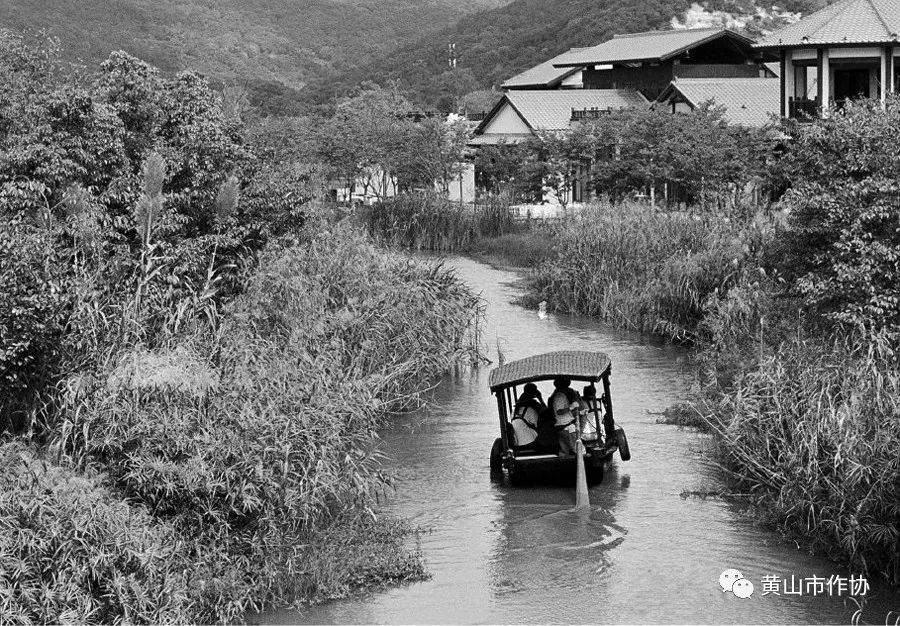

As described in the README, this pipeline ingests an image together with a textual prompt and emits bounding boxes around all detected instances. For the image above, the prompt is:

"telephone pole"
[449,42,459,113]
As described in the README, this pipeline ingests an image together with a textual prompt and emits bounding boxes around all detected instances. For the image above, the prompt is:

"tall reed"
[530,202,775,344]
[362,192,515,252]
[701,332,900,584]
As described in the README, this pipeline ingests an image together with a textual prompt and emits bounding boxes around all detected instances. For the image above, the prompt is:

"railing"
[674,63,767,79]
[571,107,611,121]
[466,111,487,121]
[789,97,819,121]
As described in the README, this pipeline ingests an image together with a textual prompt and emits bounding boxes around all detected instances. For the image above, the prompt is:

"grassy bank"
[527,202,776,344]
[361,192,557,268]
[2,221,483,623]
[514,198,900,586]
[701,332,900,584]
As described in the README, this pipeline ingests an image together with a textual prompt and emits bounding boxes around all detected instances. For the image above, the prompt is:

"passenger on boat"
[510,383,545,449]
[582,384,616,446]
[548,377,582,456]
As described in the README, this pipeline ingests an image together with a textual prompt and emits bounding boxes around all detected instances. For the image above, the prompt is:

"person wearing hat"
[510,382,546,449]
[547,377,582,456]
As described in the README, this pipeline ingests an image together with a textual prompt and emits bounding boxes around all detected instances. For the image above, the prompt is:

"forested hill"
[0,0,510,114]
[308,0,828,112]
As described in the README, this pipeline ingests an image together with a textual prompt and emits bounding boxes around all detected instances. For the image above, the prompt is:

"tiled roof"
[556,28,753,67]
[504,89,647,130]
[661,78,781,127]
[755,0,900,48]
[502,48,587,88]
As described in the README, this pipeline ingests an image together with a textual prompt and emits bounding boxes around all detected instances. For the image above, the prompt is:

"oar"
[574,412,589,510]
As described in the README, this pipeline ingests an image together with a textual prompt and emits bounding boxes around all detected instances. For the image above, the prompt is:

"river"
[268,256,899,625]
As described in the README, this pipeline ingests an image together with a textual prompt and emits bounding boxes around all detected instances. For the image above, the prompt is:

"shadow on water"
[264,256,899,625]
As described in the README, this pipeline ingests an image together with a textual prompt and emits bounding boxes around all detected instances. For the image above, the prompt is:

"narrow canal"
[272,256,899,625]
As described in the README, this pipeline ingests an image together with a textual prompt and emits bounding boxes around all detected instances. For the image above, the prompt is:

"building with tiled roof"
[655,77,781,127]
[754,0,900,118]
[555,28,776,100]
[470,89,647,145]
[470,89,648,203]
[501,49,588,90]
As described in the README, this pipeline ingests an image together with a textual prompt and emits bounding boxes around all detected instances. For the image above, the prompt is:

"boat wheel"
[490,438,503,472]
[616,427,631,461]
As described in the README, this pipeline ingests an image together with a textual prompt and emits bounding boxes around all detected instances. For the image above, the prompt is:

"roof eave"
[754,38,899,50]
[556,28,756,67]
[658,29,752,62]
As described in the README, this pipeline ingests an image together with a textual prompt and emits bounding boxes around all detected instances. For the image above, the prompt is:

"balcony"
[571,107,611,121]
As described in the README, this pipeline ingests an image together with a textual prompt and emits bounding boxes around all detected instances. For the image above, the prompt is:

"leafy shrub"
[46,222,481,620]
[0,222,66,432]
[775,96,900,333]
[0,442,193,624]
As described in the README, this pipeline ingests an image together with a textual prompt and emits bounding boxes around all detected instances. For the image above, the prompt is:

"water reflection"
[267,257,898,625]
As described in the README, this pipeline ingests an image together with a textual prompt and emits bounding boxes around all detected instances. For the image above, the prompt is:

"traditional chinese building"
[655,77,782,126]
[556,28,776,101]
[753,0,900,118]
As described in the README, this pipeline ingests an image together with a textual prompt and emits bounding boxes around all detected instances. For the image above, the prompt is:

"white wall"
[482,102,531,135]
[446,162,476,203]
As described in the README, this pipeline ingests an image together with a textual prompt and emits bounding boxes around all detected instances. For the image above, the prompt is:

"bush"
[0,222,66,432]
[45,223,481,620]
[0,443,194,624]
[775,96,900,333]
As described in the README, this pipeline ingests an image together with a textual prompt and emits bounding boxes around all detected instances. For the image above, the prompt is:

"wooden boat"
[488,350,630,484]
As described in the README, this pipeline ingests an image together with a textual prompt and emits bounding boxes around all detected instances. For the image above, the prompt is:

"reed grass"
[529,202,776,344]
[362,192,516,252]
[701,332,900,585]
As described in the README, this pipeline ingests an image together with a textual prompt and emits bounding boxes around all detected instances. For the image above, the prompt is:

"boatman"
[510,383,545,449]
[548,377,582,456]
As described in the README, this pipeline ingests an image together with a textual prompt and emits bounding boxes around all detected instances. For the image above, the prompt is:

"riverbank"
[1,221,483,623]
[366,190,900,588]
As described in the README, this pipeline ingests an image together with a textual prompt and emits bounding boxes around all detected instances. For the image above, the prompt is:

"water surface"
[270,257,899,625]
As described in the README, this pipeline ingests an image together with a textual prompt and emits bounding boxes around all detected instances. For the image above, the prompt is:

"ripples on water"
[267,257,899,625]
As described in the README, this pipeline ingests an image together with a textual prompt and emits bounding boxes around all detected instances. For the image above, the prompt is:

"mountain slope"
[308,0,829,110]
[0,0,511,111]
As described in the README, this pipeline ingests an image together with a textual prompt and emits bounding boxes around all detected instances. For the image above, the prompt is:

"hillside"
[308,0,828,111]
[0,0,511,113]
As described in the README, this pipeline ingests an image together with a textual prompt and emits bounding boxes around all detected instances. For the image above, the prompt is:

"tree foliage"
[776,97,900,333]
[315,84,470,199]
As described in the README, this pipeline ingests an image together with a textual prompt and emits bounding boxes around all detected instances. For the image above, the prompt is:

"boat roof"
[488,351,612,392]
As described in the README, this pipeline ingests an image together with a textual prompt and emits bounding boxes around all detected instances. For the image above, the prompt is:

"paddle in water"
[574,417,590,510]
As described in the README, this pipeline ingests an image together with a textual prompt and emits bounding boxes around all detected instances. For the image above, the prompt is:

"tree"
[776,96,900,332]
[317,83,414,201]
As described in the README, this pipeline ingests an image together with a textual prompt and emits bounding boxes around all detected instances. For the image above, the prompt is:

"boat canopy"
[488,351,612,392]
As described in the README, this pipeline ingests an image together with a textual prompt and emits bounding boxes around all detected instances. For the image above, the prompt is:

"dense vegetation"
[0,0,509,114]
[477,104,775,209]
[519,98,900,585]
[0,32,484,622]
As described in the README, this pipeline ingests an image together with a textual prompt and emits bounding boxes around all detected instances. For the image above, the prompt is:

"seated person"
[582,384,616,446]
[509,383,545,450]
[547,377,582,456]
[579,385,599,442]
